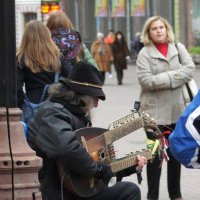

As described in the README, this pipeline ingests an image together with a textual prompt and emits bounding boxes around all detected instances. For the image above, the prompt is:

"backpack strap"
[38,84,49,103]
[38,72,60,103]
[54,72,59,83]
[175,42,181,63]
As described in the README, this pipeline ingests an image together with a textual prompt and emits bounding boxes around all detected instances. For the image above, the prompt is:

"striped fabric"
[169,90,200,168]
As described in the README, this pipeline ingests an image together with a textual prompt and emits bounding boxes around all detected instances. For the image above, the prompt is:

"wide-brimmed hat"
[59,61,106,100]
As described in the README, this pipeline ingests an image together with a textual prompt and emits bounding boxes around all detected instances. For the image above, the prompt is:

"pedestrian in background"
[104,29,115,78]
[132,32,144,56]
[104,29,115,45]
[17,20,61,124]
[91,32,113,84]
[46,10,98,69]
[136,16,195,200]
[111,31,130,85]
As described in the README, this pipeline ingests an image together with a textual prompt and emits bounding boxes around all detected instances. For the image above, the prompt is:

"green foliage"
[188,46,200,54]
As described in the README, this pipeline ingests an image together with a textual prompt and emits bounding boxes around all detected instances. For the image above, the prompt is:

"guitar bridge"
[107,144,116,160]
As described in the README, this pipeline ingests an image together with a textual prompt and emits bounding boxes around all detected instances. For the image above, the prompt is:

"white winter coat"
[136,42,195,125]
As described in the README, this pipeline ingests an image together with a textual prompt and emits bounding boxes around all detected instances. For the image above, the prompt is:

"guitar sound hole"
[98,148,106,161]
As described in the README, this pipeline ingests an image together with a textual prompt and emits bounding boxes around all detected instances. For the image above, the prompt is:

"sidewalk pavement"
[92,63,200,200]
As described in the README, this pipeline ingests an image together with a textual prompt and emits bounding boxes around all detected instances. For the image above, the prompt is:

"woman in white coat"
[136,16,195,200]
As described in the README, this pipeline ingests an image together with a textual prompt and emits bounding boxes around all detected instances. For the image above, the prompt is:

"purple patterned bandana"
[51,28,82,60]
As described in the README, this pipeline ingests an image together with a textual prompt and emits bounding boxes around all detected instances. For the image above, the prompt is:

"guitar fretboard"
[104,117,144,145]
[110,149,152,173]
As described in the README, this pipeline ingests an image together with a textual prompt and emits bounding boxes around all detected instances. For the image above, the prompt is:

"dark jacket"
[27,98,97,199]
[132,36,144,54]
[17,63,55,108]
[17,57,72,108]
[112,39,130,70]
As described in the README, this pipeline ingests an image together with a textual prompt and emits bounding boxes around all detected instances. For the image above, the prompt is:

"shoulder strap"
[175,43,194,100]
[54,72,59,83]
[175,42,181,64]
[39,72,59,103]
[39,85,49,103]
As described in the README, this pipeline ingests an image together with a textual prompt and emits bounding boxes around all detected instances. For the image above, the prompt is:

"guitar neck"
[110,149,152,173]
[104,117,144,145]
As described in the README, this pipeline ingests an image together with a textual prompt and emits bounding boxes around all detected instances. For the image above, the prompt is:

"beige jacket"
[91,40,113,72]
[136,42,195,125]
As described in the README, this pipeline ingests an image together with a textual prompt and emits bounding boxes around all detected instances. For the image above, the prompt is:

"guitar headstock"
[141,112,161,139]
[108,112,140,130]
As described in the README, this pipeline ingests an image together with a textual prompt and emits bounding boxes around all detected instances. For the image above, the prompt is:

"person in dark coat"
[132,32,144,55]
[112,31,130,85]
[27,61,147,200]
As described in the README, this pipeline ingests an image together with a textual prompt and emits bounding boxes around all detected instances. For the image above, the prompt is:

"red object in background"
[41,4,51,14]
[51,3,60,11]
[163,130,171,135]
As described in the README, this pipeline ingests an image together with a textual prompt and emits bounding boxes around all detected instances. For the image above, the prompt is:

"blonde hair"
[17,20,61,73]
[141,16,175,46]
[46,10,75,31]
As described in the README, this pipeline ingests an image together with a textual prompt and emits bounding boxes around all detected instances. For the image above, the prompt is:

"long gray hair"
[48,83,95,115]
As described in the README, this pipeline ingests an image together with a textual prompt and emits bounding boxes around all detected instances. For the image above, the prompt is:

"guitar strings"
[85,136,105,151]
[83,132,107,146]
[84,114,165,149]
[86,124,142,146]
[83,117,145,152]
[84,121,142,150]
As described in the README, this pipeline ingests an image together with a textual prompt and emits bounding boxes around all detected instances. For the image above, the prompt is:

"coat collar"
[50,97,85,116]
[146,43,178,61]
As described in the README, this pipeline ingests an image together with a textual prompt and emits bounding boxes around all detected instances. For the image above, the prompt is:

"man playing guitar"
[27,61,147,200]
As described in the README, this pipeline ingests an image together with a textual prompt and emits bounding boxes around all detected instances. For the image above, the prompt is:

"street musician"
[27,61,147,200]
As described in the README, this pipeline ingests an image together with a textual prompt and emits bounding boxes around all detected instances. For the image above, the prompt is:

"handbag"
[182,79,198,105]
[21,73,59,125]
[175,43,198,106]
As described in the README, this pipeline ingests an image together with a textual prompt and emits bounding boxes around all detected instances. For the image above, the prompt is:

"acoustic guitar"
[58,113,154,197]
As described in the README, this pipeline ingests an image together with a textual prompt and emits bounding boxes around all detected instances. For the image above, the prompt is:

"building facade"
[15,0,42,49]
[61,0,200,50]
[15,0,200,50]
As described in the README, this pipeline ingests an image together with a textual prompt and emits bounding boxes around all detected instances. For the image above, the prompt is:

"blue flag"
[169,90,200,168]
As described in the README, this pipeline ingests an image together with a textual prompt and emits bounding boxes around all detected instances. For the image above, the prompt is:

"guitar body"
[57,165,103,198]
[75,127,111,162]
[58,127,109,198]
[58,125,152,197]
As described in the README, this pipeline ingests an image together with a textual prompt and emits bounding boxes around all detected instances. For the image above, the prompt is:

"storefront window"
[24,13,37,27]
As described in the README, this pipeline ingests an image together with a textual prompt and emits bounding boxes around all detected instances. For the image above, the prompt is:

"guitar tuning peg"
[142,148,147,151]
